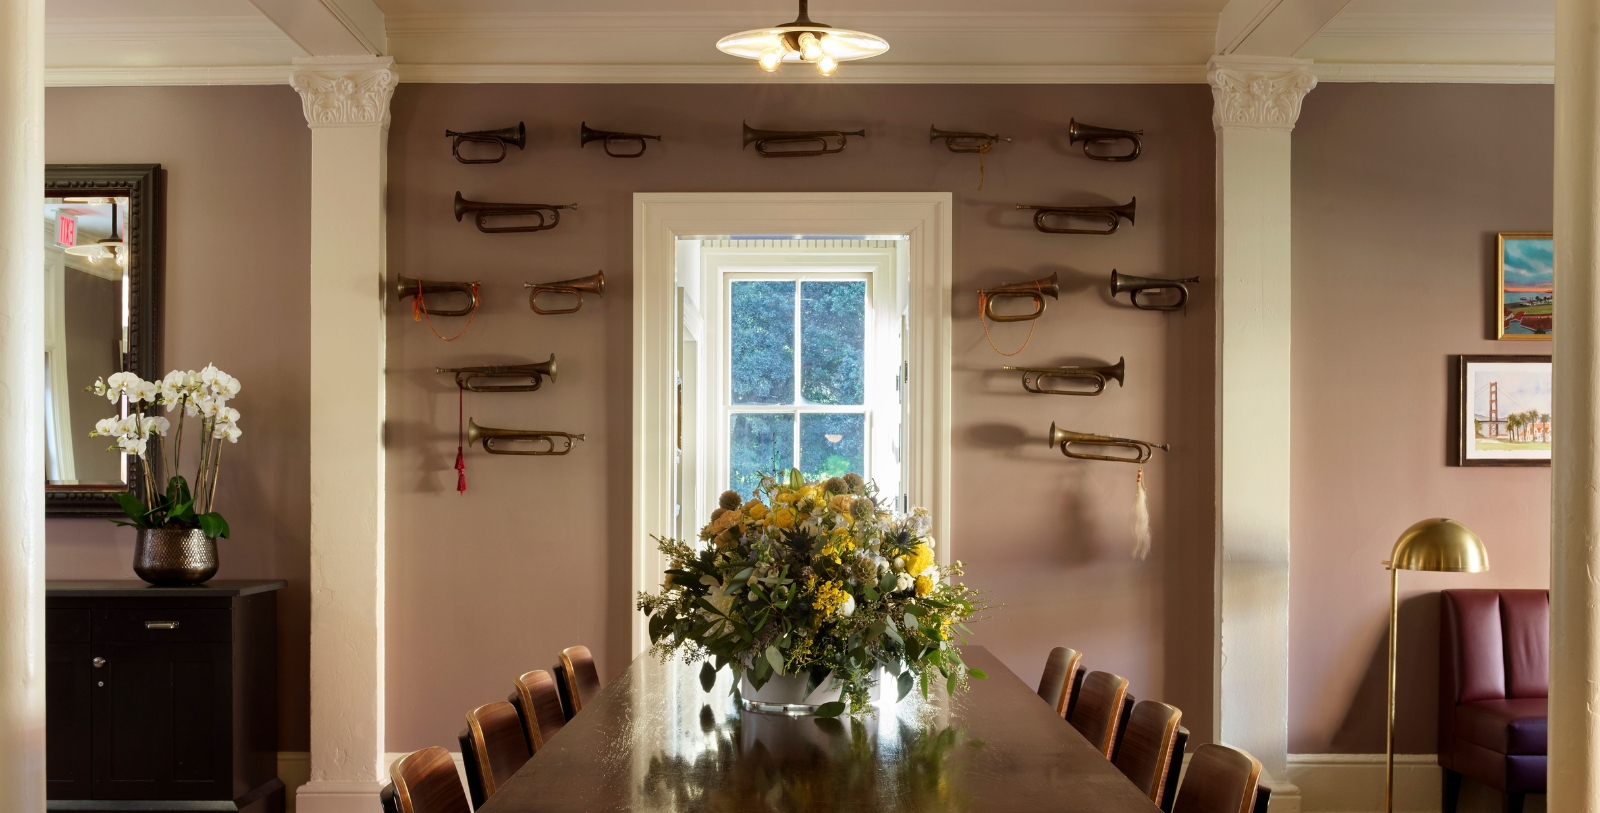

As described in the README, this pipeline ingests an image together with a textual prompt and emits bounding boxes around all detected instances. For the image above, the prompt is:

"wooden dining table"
[477,646,1163,812]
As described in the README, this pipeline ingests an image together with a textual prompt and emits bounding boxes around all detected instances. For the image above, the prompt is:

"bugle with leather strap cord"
[1003,358,1124,396]
[396,276,480,317]
[930,126,1011,153]
[436,355,557,393]
[580,122,662,158]
[743,121,866,157]
[1110,270,1201,312]
[1068,118,1143,162]
[445,122,526,164]
[978,272,1059,323]
[525,271,604,315]
[455,192,576,234]
[1048,422,1168,464]
[1016,198,1136,235]
[467,419,584,455]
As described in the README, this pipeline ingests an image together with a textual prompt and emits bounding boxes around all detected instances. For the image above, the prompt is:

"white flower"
[104,371,141,402]
[91,417,118,437]
[190,394,215,418]
[924,536,936,550]
[130,380,160,403]
[140,416,170,437]
[837,594,856,618]
[213,421,241,443]
[892,556,905,572]
[117,436,148,457]
[922,565,941,584]
[90,378,107,397]
[894,572,915,593]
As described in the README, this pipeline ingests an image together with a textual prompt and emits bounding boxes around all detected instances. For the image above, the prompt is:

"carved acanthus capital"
[291,57,398,129]
[1207,56,1317,132]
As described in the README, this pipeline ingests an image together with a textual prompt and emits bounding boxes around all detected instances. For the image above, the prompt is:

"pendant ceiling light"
[717,0,888,76]
[63,202,127,270]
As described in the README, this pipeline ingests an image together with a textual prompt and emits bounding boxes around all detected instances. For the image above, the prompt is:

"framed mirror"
[44,164,162,517]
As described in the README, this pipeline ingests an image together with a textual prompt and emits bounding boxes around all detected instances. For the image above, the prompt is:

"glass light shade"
[64,238,124,262]
[817,54,838,74]
[717,27,888,66]
[1389,518,1489,573]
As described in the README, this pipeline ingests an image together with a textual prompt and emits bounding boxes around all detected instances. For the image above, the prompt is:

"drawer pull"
[92,657,105,668]
[145,621,180,630]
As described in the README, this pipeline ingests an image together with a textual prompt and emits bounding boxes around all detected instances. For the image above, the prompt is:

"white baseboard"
[1288,754,1545,813]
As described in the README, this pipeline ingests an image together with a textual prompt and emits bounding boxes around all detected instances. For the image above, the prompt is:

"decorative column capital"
[1206,55,1317,132]
[290,56,398,129]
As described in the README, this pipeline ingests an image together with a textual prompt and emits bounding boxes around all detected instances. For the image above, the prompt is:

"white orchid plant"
[88,365,242,539]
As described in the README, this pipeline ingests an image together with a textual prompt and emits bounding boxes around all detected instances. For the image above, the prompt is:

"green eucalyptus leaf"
[969,668,988,680]
[700,661,717,692]
[897,671,915,700]
[765,645,784,675]
[814,701,846,718]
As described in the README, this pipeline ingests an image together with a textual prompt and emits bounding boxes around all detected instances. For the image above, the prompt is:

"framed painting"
[1497,232,1553,340]
[1457,355,1551,467]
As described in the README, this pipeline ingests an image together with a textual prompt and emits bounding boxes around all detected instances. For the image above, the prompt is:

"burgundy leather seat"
[1439,589,1548,813]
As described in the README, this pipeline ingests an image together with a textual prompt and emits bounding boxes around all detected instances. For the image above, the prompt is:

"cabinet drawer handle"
[145,621,179,630]
[92,657,105,668]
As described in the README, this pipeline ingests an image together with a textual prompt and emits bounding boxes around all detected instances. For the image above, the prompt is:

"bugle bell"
[1110,270,1201,312]
[525,271,604,315]
[930,125,1011,153]
[743,121,866,157]
[1067,118,1143,162]
[444,122,526,164]
[580,122,662,158]
[436,355,557,393]
[467,419,584,456]
[1003,358,1124,396]
[1048,421,1168,464]
[455,192,577,234]
[395,275,480,317]
[1016,198,1136,235]
[979,272,1059,323]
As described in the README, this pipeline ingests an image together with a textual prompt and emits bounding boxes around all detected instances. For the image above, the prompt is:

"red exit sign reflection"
[57,215,76,248]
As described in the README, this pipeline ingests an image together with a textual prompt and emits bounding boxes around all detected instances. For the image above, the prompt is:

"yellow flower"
[905,543,934,576]
[828,494,855,514]
[915,575,934,597]
[775,488,799,504]
[771,507,797,530]
[746,503,769,521]
[813,580,850,618]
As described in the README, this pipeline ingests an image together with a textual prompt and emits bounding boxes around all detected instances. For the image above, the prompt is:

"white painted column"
[0,0,45,808]
[290,56,396,813]
[1208,55,1316,813]
[1550,2,1600,811]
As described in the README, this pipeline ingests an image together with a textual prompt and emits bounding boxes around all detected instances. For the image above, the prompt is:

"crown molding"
[1310,61,1553,84]
[47,15,287,42]
[1317,12,1553,39]
[385,10,1217,37]
[395,62,1209,84]
[46,64,290,86]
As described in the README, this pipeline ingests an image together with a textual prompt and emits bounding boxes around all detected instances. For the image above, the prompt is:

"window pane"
[799,413,865,482]
[730,413,794,497]
[730,280,795,405]
[800,280,865,405]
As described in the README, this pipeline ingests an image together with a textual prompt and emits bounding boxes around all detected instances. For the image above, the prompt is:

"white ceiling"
[42,0,1557,86]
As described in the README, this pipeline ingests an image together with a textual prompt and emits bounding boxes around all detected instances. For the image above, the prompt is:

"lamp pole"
[1385,560,1399,813]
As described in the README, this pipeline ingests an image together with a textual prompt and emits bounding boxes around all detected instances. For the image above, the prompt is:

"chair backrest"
[1160,726,1190,813]
[515,669,568,752]
[1114,700,1183,804]
[467,701,532,800]
[389,746,472,813]
[380,783,400,813]
[1171,743,1262,813]
[1068,670,1130,758]
[560,645,602,713]
[1439,589,1550,757]
[1037,647,1084,718]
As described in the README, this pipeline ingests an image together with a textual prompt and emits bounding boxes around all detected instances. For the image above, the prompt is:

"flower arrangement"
[88,365,243,538]
[637,469,986,716]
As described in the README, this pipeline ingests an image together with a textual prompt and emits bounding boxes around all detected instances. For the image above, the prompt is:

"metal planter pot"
[133,528,217,585]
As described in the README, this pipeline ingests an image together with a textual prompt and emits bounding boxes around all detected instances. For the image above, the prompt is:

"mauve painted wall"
[384,83,1217,750]
[1289,83,1553,754]
[43,86,313,751]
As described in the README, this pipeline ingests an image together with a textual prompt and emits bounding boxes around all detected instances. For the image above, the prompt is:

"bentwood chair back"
[1036,647,1084,718]
[1113,700,1184,804]
[467,701,532,800]
[514,669,568,752]
[388,746,471,813]
[1160,726,1191,813]
[1171,743,1264,813]
[560,645,602,713]
[1068,670,1131,758]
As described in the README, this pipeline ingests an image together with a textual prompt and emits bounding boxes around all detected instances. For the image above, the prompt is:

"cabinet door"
[90,640,232,800]
[45,640,92,799]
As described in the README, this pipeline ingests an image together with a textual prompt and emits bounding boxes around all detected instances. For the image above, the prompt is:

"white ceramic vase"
[739,667,896,714]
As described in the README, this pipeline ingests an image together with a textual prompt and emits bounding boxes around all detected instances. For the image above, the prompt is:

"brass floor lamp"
[1383,518,1490,813]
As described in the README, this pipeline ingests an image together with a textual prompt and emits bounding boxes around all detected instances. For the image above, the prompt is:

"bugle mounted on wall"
[1110,270,1201,312]
[395,276,480,317]
[467,419,584,456]
[978,272,1059,323]
[1068,118,1143,162]
[743,121,866,157]
[454,192,576,234]
[525,271,604,315]
[1049,422,1168,464]
[436,355,557,392]
[929,126,1011,153]
[580,122,662,158]
[444,122,526,164]
[1003,357,1124,396]
[1016,198,1136,235]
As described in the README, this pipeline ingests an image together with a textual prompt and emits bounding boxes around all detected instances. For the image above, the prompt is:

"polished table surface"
[478,646,1161,813]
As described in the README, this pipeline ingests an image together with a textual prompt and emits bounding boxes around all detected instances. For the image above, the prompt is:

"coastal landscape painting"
[1458,355,1552,466]
[1498,232,1553,340]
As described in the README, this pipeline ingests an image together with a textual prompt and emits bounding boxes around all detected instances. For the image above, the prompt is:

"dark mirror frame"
[45,164,163,517]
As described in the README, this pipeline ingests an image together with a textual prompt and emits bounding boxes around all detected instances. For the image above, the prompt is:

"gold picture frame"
[1496,232,1553,340]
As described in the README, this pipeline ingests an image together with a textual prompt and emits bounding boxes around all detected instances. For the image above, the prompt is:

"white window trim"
[632,192,953,656]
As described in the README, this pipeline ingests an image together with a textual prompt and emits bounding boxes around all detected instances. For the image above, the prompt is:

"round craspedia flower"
[824,477,848,495]
[905,543,935,577]
[851,496,875,522]
[844,472,865,494]
[719,490,742,510]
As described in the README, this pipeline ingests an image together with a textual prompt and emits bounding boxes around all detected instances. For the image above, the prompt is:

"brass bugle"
[743,121,866,157]
[978,272,1059,323]
[436,355,557,392]
[1003,357,1124,396]
[525,271,604,315]
[395,275,480,318]
[580,122,662,158]
[1110,270,1202,312]
[467,418,584,456]
[1068,118,1143,162]
[444,122,526,164]
[1016,198,1136,235]
[454,192,576,234]
[930,125,1011,153]
[1048,421,1168,464]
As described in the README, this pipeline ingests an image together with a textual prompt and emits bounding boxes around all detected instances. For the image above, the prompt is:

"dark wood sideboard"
[46,580,286,813]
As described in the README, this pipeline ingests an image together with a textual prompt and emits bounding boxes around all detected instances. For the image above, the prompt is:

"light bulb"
[758,48,783,72]
[798,32,823,61]
[817,55,839,75]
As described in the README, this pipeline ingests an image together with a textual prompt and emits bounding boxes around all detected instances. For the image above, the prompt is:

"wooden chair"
[1160,726,1191,813]
[466,701,532,801]
[1171,743,1263,813]
[1113,700,1184,804]
[1068,670,1130,758]
[560,645,602,714]
[1036,647,1084,719]
[388,746,471,813]
[513,669,568,752]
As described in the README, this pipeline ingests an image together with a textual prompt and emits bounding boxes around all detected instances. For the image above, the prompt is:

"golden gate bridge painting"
[1461,356,1552,465]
